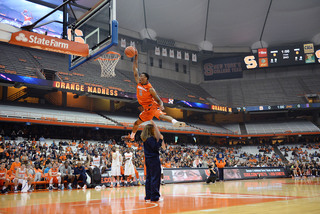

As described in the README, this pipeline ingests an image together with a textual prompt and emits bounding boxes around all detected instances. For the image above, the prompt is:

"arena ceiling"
[37,0,320,52]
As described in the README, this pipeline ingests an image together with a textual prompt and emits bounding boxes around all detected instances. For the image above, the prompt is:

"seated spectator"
[59,161,74,190]
[34,164,43,182]
[48,162,62,190]
[13,163,32,193]
[73,161,87,189]
[44,163,52,174]
[0,163,9,193]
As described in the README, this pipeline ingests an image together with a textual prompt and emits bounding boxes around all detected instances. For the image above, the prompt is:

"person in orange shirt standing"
[0,163,9,193]
[122,51,185,142]
[214,153,226,181]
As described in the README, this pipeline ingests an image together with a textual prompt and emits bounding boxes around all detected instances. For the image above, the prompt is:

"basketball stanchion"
[94,51,121,78]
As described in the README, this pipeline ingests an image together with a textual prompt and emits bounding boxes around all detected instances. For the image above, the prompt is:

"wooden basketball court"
[1,177,320,213]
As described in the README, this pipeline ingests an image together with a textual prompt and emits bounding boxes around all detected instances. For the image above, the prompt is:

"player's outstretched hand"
[159,104,165,110]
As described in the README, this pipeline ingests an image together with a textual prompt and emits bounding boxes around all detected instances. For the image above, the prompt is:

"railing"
[0,109,114,125]
[7,89,27,101]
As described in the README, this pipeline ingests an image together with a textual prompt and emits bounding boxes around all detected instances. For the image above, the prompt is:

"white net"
[95,51,121,78]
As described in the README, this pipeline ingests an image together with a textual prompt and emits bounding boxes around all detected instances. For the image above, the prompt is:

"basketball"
[124,46,137,58]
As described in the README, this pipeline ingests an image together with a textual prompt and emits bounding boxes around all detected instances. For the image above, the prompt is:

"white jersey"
[17,168,27,179]
[124,152,133,164]
[124,152,135,176]
[111,151,121,176]
[92,156,101,167]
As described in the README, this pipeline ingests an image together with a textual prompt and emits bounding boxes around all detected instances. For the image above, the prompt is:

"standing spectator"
[215,153,226,181]
[141,120,165,202]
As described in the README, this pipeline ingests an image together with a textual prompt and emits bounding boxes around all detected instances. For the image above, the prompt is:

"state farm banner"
[9,30,89,57]
[203,56,245,81]
[223,167,286,181]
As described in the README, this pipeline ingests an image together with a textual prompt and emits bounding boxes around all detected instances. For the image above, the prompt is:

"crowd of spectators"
[1,122,320,193]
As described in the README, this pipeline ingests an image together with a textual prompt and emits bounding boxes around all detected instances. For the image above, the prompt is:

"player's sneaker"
[151,197,163,202]
[28,186,33,192]
[121,134,134,141]
[49,186,53,191]
[173,121,186,128]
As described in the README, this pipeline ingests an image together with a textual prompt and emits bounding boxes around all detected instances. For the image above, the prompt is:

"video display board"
[0,0,63,38]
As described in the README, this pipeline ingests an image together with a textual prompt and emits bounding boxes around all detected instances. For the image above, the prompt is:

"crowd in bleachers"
[1,121,320,193]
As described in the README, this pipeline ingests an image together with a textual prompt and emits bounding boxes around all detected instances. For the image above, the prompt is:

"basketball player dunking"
[122,51,185,141]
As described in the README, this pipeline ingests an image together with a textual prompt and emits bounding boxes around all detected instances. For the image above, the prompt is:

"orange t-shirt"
[10,162,21,174]
[0,168,7,179]
[215,159,226,168]
[50,168,59,177]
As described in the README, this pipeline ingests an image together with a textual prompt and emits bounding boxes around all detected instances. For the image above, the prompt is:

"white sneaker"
[82,185,87,190]
[173,121,185,128]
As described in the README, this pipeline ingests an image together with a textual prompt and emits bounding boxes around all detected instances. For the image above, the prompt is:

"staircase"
[96,113,123,126]
[272,145,289,164]
[7,88,27,102]
[239,122,247,135]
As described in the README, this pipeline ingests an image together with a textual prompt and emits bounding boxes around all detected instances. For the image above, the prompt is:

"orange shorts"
[0,179,7,186]
[49,177,60,184]
[139,105,165,122]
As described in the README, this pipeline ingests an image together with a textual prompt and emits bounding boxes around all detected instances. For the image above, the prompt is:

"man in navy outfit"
[73,161,87,189]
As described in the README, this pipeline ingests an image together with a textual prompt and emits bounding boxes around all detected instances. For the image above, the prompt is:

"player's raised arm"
[149,88,164,110]
[133,54,139,84]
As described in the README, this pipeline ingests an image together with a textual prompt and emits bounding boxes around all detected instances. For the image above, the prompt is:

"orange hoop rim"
[94,51,121,61]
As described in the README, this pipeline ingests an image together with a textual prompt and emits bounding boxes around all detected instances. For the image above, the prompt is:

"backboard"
[68,0,118,71]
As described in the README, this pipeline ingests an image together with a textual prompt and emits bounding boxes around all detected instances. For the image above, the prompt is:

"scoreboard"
[244,43,320,69]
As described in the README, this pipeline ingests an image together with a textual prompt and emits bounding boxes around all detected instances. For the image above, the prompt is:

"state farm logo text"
[15,33,68,49]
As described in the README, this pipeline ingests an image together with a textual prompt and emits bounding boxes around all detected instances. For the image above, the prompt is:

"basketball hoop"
[95,51,121,78]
